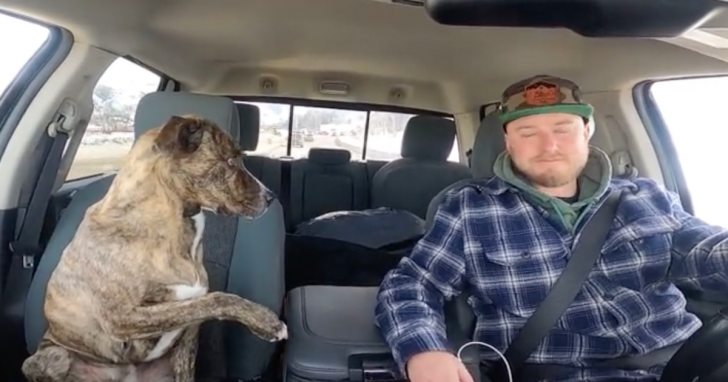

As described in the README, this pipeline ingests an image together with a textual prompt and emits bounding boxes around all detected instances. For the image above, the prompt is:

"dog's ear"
[154,115,205,156]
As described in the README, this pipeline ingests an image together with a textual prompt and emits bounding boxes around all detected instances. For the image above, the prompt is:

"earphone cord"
[456,341,513,382]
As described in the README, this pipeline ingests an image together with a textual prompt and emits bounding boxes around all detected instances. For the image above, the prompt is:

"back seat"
[364,159,387,188]
[233,104,468,233]
[288,148,369,230]
[24,92,286,382]
[237,102,282,194]
[371,115,471,218]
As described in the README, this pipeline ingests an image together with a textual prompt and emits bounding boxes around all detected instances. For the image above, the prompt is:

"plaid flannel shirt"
[374,176,728,382]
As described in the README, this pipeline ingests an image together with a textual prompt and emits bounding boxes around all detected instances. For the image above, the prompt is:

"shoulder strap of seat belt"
[489,190,622,381]
[2,119,70,328]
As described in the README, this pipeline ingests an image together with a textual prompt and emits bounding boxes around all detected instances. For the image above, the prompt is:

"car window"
[244,101,291,158]
[650,76,728,227]
[0,13,50,97]
[291,105,367,159]
[239,101,460,162]
[367,111,459,162]
[65,58,161,180]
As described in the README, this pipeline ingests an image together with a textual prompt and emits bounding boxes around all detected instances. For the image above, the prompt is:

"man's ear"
[154,115,204,156]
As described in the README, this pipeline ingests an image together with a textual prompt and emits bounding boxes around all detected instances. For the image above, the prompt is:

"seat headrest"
[470,113,505,179]
[401,116,456,161]
[308,148,351,165]
[236,103,260,151]
[133,92,240,143]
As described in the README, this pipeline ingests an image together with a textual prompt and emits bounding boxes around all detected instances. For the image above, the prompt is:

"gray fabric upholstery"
[134,92,240,143]
[288,149,369,229]
[284,286,481,382]
[469,113,505,179]
[364,160,387,186]
[284,286,391,381]
[243,156,282,195]
[226,200,286,379]
[371,116,471,219]
[308,148,351,165]
[401,115,457,161]
[236,103,260,151]
[425,114,503,228]
[25,92,285,381]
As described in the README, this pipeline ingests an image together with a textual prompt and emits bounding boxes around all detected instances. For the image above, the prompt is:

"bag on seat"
[294,207,426,250]
[283,285,480,382]
[285,208,425,291]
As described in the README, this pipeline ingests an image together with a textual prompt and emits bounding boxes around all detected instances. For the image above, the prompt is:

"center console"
[283,285,480,382]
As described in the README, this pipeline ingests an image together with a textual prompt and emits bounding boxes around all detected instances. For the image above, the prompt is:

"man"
[374,74,727,382]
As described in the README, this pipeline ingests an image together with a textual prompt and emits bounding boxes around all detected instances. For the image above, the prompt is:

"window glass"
[236,101,460,162]
[650,76,728,226]
[0,13,50,97]
[66,58,161,180]
[240,101,291,158]
[366,111,460,162]
[291,105,367,159]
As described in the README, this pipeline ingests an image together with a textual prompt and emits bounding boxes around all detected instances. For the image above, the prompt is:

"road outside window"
[66,58,161,180]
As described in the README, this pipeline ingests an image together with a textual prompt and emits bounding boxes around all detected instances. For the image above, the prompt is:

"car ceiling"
[4,0,728,113]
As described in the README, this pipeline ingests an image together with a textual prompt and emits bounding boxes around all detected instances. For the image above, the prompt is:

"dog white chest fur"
[143,212,208,362]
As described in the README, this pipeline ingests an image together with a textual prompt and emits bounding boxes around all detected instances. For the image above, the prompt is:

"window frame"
[121,55,180,91]
[233,96,455,160]
[0,10,63,133]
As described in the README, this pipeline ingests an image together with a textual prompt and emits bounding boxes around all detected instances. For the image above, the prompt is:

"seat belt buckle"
[8,242,42,269]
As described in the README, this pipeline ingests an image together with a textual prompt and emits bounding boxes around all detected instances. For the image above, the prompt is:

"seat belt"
[2,116,71,332]
[489,190,622,381]
[280,158,292,232]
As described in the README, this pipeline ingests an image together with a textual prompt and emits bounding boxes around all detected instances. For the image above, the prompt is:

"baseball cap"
[498,74,594,125]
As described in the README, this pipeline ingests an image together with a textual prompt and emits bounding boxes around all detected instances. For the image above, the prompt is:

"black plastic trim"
[231,95,452,118]
[285,104,294,156]
[424,0,723,38]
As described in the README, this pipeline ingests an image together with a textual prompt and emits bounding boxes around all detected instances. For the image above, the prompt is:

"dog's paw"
[22,346,72,382]
[250,318,288,342]
[272,322,288,342]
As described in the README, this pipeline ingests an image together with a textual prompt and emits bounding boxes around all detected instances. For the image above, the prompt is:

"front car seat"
[23,92,286,382]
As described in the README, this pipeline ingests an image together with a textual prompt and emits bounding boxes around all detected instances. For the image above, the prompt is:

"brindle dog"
[21,115,287,382]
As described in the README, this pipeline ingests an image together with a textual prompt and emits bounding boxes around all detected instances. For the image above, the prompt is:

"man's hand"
[405,351,475,382]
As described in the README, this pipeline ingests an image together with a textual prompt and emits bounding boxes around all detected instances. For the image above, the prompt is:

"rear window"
[240,101,459,162]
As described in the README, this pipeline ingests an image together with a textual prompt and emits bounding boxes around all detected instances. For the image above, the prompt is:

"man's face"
[504,112,590,189]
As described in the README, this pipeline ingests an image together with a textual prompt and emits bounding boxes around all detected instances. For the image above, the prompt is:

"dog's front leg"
[22,341,73,382]
[170,324,199,382]
[100,292,286,342]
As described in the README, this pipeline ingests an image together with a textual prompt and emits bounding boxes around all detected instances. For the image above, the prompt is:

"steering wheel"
[660,307,728,382]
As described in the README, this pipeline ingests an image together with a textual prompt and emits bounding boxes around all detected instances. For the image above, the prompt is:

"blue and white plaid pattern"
[375,176,728,382]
